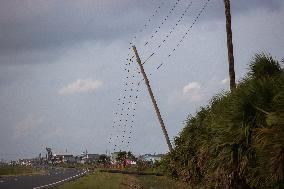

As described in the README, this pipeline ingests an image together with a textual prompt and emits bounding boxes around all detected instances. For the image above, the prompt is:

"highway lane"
[0,168,87,189]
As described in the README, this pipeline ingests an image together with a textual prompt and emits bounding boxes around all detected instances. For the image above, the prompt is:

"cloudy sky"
[0,0,283,160]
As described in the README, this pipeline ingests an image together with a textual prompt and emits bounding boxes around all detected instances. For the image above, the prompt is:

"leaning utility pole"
[132,46,173,152]
[223,0,236,90]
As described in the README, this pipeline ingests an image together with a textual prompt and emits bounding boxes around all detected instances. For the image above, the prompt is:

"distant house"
[77,153,100,164]
[110,152,137,166]
[85,154,100,164]
[140,154,164,163]
[9,161,17,166]
[124,159,136,166]
[110,152,120,164]
[59,155,75,163]
[0,160,6,166]
[65,155,76,163]
[76,154,87,164]
[51,154,75,164]
[18,158,35,166]
[75,156,83,164]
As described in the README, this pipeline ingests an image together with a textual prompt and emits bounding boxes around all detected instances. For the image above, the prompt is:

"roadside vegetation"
[56,171,189,189]
[160,54,284,188]
[0,165,44,176]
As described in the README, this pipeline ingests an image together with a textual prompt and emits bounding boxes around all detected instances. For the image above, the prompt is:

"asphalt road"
[0,168,86,189]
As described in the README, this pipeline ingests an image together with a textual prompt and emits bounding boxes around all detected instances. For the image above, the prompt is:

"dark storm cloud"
[207,0,283,21]
[231,0,283,12]
[0,0,282,56]
[0,0,160,54]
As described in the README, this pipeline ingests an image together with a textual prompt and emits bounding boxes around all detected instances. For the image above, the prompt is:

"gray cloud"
[0,0,154,54]
[0,0,282,56]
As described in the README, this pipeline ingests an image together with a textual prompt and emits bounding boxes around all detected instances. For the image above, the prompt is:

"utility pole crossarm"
[132,46,173,152]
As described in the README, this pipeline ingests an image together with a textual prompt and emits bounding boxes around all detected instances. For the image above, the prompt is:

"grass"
[0,165,45,176]
[56,163,96,171]
[57,171,134,189]
[56,170,190,189]
[136,175,190,189]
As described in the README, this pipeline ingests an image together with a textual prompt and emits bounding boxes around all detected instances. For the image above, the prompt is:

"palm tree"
[161,54,284,188]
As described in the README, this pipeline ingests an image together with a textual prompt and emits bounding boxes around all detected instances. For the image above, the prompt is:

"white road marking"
[33,170,87,189]
[0,180,4,183]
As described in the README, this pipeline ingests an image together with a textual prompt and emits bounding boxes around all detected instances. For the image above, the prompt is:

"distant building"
[0,159,7,166]
[124,159,137,166]
[76,153,101,164]
[18,158,35,166]
[110,152,137,166]
[110,152,120,164]
[87,154,100,163]
[54,154,75,164]
[82,154,100,164]
[140,154,164,163]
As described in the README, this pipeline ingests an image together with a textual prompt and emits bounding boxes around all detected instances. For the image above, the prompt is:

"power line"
[141,0,194,65]
[130,1,166,43]
[127,1,166,58]
[143,0,183,47]
[155,0,212,70]
[109,61,142,152]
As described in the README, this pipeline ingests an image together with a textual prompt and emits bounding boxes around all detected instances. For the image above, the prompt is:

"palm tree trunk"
[224,0,236,90]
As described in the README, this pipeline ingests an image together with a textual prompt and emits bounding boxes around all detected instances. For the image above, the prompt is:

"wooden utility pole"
[223,0,236,90]
[132,46,173,152]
